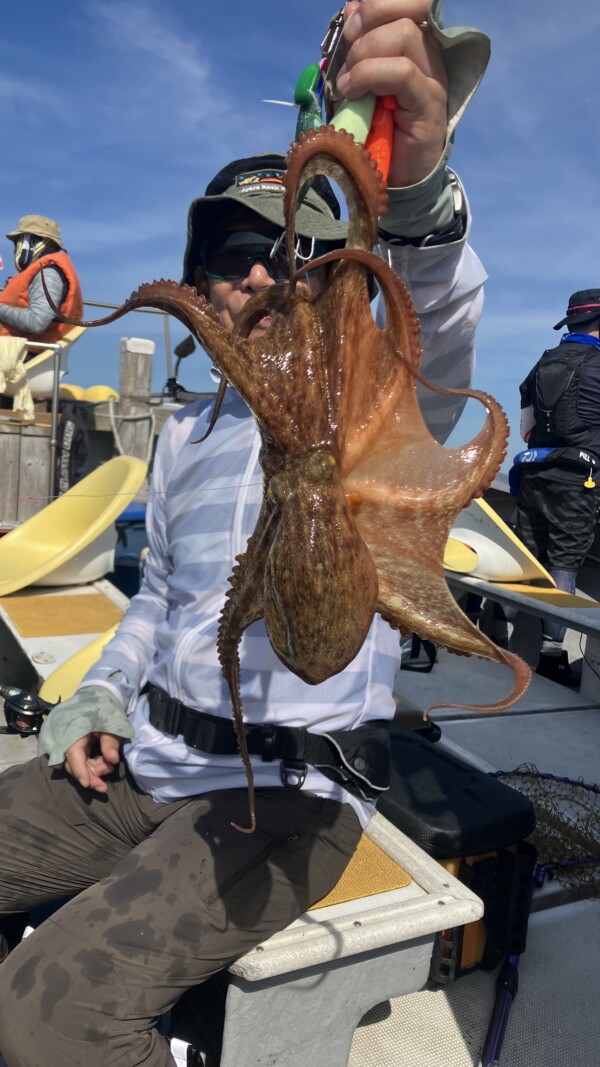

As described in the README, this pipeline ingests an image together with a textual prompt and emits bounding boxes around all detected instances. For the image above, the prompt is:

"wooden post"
[0,423,24,525]
[117,337,155,461]
[18,423,52,520]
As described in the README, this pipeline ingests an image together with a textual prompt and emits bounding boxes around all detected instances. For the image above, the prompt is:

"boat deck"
[1,583,599,1066]
[349,898,600,1067]
[393,646,600,785]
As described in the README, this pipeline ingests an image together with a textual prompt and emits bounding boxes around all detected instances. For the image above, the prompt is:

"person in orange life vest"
[0,214,82,344]
[0,214,82,412]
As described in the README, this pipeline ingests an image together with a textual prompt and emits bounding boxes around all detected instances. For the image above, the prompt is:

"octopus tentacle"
[217,500,280,833]
[191,374,229,443]
[232,283,298,337]
[284,126,388,285]
[426,648,531,718]
[307,246,509,502]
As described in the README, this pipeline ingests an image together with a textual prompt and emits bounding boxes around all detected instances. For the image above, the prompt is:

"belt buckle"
[280,760,308,789]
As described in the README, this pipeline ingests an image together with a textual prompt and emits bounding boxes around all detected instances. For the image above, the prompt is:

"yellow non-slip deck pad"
[0,592,123,637]
[310,833,411,910]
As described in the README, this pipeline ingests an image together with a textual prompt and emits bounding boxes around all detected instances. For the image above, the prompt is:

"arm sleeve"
[376,184,487,444]
[80,417,179,711]
[0,268,67,334]
[378,150,457,240]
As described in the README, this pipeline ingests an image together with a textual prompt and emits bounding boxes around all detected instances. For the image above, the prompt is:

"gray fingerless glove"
[39,685,135,766]
[379,0,490,239]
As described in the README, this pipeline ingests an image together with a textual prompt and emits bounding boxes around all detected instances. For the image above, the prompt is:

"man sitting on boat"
[0,214,82,418]
[0,3,492,1064]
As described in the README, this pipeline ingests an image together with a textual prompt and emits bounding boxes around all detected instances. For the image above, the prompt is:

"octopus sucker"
[53,126,531,832]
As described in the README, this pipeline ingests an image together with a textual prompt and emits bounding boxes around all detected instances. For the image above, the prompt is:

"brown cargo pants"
[0,755,361,1067]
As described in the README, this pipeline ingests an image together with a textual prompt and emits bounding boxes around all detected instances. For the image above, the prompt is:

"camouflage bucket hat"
[182,153,348,286]
[6,214,64,250]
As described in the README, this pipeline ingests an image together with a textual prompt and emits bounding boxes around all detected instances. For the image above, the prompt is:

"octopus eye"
[306,450,337,482]
[268,472,292,503]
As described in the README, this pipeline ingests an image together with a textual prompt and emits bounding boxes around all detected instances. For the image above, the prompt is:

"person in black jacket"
[515,289,600,684]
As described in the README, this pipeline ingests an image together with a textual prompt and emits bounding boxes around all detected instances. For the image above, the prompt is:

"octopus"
[58,126,531,832]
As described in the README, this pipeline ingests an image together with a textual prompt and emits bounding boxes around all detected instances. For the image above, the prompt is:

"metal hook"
[321,9,347,115]
[320,8,345,65]
[269,230,287,261]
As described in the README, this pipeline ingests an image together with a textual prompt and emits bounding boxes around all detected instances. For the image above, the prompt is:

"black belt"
[146,682,390,800]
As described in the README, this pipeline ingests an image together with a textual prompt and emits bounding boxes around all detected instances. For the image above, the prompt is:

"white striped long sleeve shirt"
[82,218,487,827]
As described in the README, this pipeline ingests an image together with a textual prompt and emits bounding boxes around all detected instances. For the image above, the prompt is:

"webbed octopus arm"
[283,130,392,448]
[296,242,529,707]
[53,279,329,451]
[52,278,256,393]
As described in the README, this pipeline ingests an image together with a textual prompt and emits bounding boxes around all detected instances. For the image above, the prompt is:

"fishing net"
[493,765,600,897]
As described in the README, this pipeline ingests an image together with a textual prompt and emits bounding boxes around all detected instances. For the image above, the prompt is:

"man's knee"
[0,928,88,1064]
[0,929,171,1067]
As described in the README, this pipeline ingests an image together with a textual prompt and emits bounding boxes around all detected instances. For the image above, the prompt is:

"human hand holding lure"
[310,1,447,186]
[292,5,393,178]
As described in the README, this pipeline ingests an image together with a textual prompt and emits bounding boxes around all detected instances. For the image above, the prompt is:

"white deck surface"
[393,647,594,717]
[393,647,600,792]
[349,899,600,1067]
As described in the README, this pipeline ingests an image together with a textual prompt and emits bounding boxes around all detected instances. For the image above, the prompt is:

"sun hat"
[553,289,600,330]
[6,214,65,250]
[182,153,347,286]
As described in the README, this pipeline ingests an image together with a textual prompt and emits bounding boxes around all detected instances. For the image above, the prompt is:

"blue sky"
[2,1,600,469]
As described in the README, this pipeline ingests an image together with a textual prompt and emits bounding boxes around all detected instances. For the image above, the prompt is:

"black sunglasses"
[201,231,329,282]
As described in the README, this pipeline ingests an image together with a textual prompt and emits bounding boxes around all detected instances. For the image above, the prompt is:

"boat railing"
[22,301,173,503]
[446,572,600,643]
[83,299,175,382]
[0,298,212,524]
